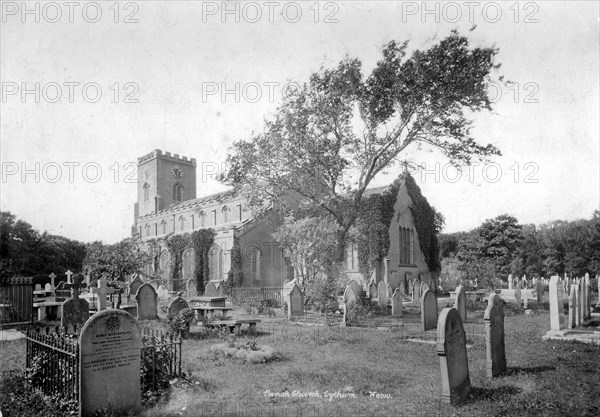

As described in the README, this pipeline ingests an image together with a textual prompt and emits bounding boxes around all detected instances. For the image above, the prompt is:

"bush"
[167,307,196,338]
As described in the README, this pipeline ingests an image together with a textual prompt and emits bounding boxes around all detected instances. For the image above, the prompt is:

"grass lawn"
[1,297,599,417]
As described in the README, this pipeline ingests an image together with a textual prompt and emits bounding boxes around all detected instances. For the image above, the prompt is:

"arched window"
[209,244,222,281]
[237,204,242,221]
[250,247,261,285]
[143,183,150,201]
[222,206,230,223]
[173,183,183,202]
[181,248,195,281]
[161,220,167,234]
[159,250,170,280]
[145,224,151,237]
[212,210,217,226]
[199,211,205,228]
[399,226,414,264]
[179,216,186,231]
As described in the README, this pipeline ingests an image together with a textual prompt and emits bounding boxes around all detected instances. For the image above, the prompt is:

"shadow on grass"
[504,365,556,376]
[462,385,521,405]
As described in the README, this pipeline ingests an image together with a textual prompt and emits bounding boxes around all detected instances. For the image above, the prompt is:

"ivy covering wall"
[356,172,441,277]
[190,229,216,293]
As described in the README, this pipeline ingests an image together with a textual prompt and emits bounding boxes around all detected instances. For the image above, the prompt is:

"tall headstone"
[578,279,585,324]
[454,285,467,323]
[421,289,438,331]
[187,278,197,297]
[391,288,402,317]
[368,280,377,299]
[484,293,506,378]
[79,309,141,417]
[128,275,143,299]
[135,283,158,320]
[62,275,89,327]
[508,274,513,290]
[405,273,413,295]
[583,273,591,320]
[167,293,189,319]
[567,284,578,329]
[343,286,357,323]
[349,280,362,298]
[377,281,388,307]
[65,269,74,284]
[548,275,565,332]
[91,278,109,311]
[437,307,471,405]
[157,285,169,300]
[287,284,305,318]
[49,272,57,291]
[412,280,421,302]
[514,281,522,308]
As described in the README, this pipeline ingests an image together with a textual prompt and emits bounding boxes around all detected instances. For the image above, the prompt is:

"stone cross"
[91,277,115,310]
[65,269,74,284]
[64,274,86,299]
[49,272,56,290]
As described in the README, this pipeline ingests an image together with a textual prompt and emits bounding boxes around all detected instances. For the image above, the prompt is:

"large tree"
[82,239,150,286]
[220,31,502,273]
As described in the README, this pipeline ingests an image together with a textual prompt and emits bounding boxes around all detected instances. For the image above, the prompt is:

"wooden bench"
[190,306,234,320]
[201,319,262,335]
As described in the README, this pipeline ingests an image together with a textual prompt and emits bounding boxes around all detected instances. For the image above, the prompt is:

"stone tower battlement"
[138,149,197,166]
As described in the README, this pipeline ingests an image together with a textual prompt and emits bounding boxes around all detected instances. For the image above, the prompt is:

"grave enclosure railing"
[25,325,80,403]
[229,287,283,306]
[0,277,33,326]
[25,325,184,406]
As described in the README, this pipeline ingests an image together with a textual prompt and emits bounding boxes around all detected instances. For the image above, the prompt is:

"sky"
[1,1,599,244]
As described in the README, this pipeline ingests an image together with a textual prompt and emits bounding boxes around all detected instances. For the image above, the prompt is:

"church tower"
[134,149,197,225]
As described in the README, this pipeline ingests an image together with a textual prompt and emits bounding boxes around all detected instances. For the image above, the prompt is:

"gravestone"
[287,284,305,318]
[583,273,590,320]
[187,278,197,297]
[65,269,74,284]
[548,275,565,332]
[514,281,522,308]
[61,276,89,327]
[282,279,295,305]
[205,282,218,297]
[368,280,377,299]
[377,281,388,307]
[420,281,430,295]
[91,278,109,311]
[44,283,52,293]
[168,293,189,319]
[79,309,141,417]
[391,272,402,293]
[454,285,467,323]
[536,280,543,304]
[128,276,143,299]
[343,286,357,323]
[135,283,158,320]
[391,288,402,317]
[484,293,506,378]
[349,280,362,298]
[437,307,471,405]
[421,289,438,331]
[508,274,513,290]
[412,280,421,302]
[148,280,159,290]
[405,273,413,294]
[578,279,585,324]
[49,272,57,290]
[567,284,578,329]
[157,285,169,300]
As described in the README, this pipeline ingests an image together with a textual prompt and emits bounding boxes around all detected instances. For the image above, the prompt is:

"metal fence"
[25,325,80,402]
[140,328,183,392]
[229,287,283,306]
[1,277,33,326]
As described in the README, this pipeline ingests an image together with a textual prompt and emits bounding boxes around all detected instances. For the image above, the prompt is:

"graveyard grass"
[2,301,600,417]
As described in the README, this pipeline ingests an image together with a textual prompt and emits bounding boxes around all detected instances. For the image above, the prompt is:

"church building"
[132,149,437,293]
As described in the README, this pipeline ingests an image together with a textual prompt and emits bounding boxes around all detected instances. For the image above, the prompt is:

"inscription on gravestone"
[79,310,141,417]
[484,293,506,378]
[437,307,471,405]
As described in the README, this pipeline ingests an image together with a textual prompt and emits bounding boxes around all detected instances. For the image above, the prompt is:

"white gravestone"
[391,288,402,317]
[454,285,467,323]
[548,275,565,332]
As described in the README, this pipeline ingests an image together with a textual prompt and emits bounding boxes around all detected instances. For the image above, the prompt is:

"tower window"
[173,183,183,202]
[143,183,150,202]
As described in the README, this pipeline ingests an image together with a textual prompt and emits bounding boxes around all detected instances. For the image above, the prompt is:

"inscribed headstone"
[484,293,506,378]
[135,283,158,320]
[287,284,305,317]
[128,276,143,298]
[454,285,467,323]
[421,289,438,331]
[391,288,402,317]
[168,294,189,319]
[79,309,141,417]
[437,307,471,405]
[549,275,565,332]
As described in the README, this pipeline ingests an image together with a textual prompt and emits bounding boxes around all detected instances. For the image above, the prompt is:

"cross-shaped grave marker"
[65,270,74,284]
[49,272,57,291]
[64,274,87,299]
[91,277,117,310]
